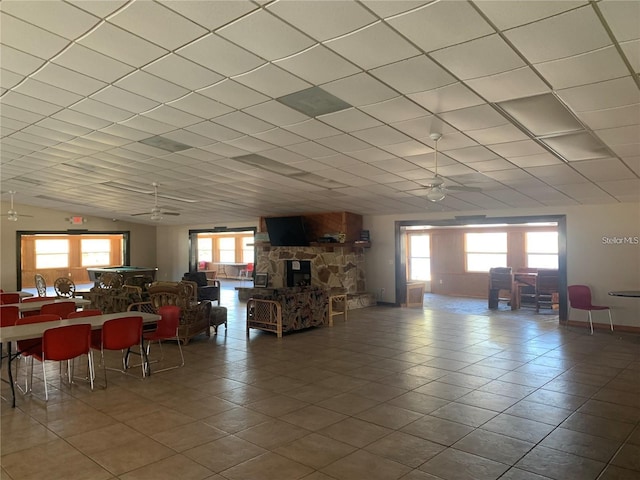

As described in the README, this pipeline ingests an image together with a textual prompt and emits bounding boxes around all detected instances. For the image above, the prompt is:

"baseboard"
[565,319,640,334]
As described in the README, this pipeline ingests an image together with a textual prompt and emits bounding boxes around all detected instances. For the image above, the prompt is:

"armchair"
[183,272,220,305]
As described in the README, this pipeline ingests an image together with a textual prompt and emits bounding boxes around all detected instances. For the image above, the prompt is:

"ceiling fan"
[421,133,482,202]
[131,183,180,221]
[2,191,33,221]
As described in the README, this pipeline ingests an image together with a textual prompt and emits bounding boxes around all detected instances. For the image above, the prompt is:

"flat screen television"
[265,216,309,246]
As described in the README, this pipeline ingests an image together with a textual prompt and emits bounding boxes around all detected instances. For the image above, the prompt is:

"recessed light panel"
[277,86,351,117]
[139,135,192,152]
[497,93,583,136]
[541,132,610,161]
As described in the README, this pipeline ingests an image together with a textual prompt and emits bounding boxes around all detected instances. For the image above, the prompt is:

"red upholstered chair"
[14,314,61,394]
[21,296,58,317]
[0,305,19,327]
[91,315,145,387]
[69,309,103,347]
[0,293,20,305]
[568,285,613,335]
[143,305,184,372]
[41,301,77,318]
[32,323,94,400]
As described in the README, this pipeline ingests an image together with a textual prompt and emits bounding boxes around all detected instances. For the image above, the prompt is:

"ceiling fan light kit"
[3,191,30,221]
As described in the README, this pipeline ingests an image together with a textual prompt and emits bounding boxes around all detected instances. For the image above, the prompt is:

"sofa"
[247,286,329,338]
[128,281,212,345]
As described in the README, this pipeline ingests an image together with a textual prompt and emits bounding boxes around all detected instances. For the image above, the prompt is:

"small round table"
[608,291,640,297]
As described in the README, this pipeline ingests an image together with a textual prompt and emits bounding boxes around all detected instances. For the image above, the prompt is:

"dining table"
[2,291,35,299]
[0,311,161,407]
[4,297,91,313]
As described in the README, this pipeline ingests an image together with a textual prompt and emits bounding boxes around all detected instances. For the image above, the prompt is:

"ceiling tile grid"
[1,0,639,224]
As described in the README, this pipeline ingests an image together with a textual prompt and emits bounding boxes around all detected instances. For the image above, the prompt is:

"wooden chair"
[535,269,559,312]
[488,267,515,310]
[34,274,47,297]
[54,277,76,298]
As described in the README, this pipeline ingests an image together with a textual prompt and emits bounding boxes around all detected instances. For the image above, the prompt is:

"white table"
[1,311,160,407]
[2,291,34,299]
[4,297,91,313]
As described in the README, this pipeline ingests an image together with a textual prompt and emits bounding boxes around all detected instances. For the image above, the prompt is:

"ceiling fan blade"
[130,212,149,216]
[163,211,180,216]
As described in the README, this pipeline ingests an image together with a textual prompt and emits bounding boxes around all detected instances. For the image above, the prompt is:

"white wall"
[0,201,157,290]
[363,202,640,328]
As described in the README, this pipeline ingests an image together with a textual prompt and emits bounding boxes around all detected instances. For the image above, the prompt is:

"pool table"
[87,266,158,283]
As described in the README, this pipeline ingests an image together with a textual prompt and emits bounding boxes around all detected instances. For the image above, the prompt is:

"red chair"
[21,296,58,317]
[0,305,19,327]
[14,314,61,394]
[143,305,184,373]
[568,285,613,335]
[69,309,103,348]
[0,293,20,305]
[32,323,94,400]
[91,315,145,387]
[41,301,77,318]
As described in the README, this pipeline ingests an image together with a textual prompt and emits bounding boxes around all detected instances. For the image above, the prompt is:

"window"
[242,236,254,263]
[408,234,431,281]
[465,232,507,272]
[35,239,69,269]
[217,237,236,263]
[81,239,111,266]
[527,231,558,268]
[198,237,212,263]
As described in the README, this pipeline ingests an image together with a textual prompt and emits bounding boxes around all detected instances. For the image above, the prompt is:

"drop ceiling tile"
[432,34,525,80]
[201,142,251,158]
[535,46,629,89]
[212,111,275,135]
[610,143,640,158]
[525,164,587,185]
[168,93,235,120]
[577,104,640,130]
[488,140,547,158]
[542,131,610,161]
[108,1,208,50]
[466,124,529,145]
[497,93,583,136]
[505,6,611,63]
[0,12,70,58]
[218,9,314,61]
[283,119,342,140]
[475,1,586,30]
[465,67,550,103]
[286,141,337,159]
[621,155,640,175]
[199,79,269,109]
[91,86,160,113]
[115,71,189,103]
[233,64,312,99]
[325,21,419,70]
[382,141,432,158]
[224,135,277,153]
[243,101,309,126]
[360,97,430,124]
[186,121,244,141]
[370,55,456,94]
[71,99,135,122]
[83,131,132,147]
[142,105,203,128]
[100,124,151,142]
[387,1,493,52]
[317,108,382,133]
[471,158,516,172]
[598,0,640,42]
[11,131,59,148]
[253,128,307,147]
[447,146,500,163]
[31,64,107,96]
[0,45,46,76]
[78,23,167,68]
[160,0,257,30]
[267,0,377,42]
[53,44,135,83]
[36,118,92,137]
[1,69,24,90]
[571,157,635,182]
[409,83,484,113]
[440,104,507,131]
[143,55,224,91]
[67,0,128,17]
[557,76,640,112]
[620,40,640,73]
[177,34,265,76]
[323,73,398,107]
[316,134,372,152]
[351,126,412,147]
[118,115,175,135]
[1,105,45,124]
[275,45,361,84]
[598,178,640,201]
[595,125,640,146]
[2,92,62,117]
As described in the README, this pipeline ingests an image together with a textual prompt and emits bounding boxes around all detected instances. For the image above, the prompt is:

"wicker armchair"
[127,281,211,345]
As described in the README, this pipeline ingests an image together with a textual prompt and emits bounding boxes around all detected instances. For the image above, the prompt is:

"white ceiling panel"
[387,1,493,53]
[505,6,611,63]
[108,1,207,50]
[1,0,638,225]
[218,9,314,61]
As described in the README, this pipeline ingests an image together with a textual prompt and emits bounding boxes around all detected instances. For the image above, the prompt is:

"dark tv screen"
[265,216,309,246]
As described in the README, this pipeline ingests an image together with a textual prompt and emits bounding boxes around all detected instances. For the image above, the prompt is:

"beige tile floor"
[2,287,639,480]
